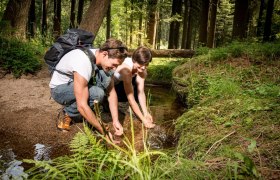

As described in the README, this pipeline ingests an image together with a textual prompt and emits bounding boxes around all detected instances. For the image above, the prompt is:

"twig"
[93,100,111,142]
[205,130,236,156]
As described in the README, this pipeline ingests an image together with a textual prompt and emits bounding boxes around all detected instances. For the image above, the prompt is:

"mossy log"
[128,49,195,58]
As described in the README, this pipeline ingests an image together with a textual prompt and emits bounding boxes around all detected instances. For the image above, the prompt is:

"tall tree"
[207,0,218,48]
[77,0,84,26]
[257,0,265,36]
[185,0,193,49]
[79,0,110,35]
[168,0,182,49]
[138,0,144,46]
[157,7,162,49]
[106,3,111,39]
[53,0,61,39]
[28,0,36,38]
[232,0,249,39]
[130,0,134,46]
[42,0,47,36]
[181,0,189,49]
[198,0,209,46]
[146,0,158,48]
[70,0,76,28]
[263,0,275,41]
[1,0,32,39]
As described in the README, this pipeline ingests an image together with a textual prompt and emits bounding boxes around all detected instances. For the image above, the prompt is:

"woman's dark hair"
[100,38,128,60]
[132,46,152,65]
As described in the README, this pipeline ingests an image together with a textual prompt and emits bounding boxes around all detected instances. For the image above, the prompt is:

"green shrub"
[0,37,43,78]
[209,47,229,61]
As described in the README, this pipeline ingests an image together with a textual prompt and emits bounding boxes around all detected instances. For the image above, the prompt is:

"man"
[49,38,128,143]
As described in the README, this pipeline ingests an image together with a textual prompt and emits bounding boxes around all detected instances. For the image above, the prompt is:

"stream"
[0,84,185,178]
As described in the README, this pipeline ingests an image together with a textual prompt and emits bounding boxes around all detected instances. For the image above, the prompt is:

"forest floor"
[0,66,79,160]
[0,65,151,162]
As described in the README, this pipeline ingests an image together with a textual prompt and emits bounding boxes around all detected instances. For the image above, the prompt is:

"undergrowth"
[0,37,43,78]
[173,41,280,179]
[23,107,216,179]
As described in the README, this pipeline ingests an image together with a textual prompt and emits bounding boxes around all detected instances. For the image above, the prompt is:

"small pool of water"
[145,84,185,149]
[0,85,185,175]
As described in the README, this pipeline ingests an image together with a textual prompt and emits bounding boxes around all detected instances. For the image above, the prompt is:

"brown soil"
[0,66,174,161]
[0,67,79,160]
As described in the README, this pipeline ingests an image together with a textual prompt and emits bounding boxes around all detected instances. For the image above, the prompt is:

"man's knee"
[89,86,105,102]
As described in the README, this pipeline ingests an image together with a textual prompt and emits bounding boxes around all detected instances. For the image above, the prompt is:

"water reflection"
[34,143,51,161]
[0,149,27,179]
[0,143,52,179]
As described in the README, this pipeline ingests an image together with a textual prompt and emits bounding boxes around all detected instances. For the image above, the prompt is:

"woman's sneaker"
[57,111,72,132]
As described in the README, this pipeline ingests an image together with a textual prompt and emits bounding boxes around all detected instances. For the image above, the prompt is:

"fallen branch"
[205,130,236,156]
[128,49,195,58]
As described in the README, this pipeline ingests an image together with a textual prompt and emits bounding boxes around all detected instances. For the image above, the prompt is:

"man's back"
[49,49,96,88]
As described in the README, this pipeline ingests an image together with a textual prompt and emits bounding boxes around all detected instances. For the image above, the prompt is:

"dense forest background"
[0,0,279,179]
[0,0,279,49]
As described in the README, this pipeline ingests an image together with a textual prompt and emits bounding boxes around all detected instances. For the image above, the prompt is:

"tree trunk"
[79,0,110,35]
[42,0,47,36]
[53,0,61,39]
[77,0,84,26]
[70,0,76,28]
[232,0,249,39]
[168,0,182,49]
[181,0,189,49]
[130,0,134,46]
[157,10,162,49]
[128,49,195,58]
[1,0,32,39]
[28,0,36,38]
[146,0,158,48]
[207,0,218,48]
[125,4,128,44]
[186,0,193,49]
[257,0,265,37]
[263,0,274,41]
[106,3,111,39]
[138,0,143,46]
[198,0,209,46]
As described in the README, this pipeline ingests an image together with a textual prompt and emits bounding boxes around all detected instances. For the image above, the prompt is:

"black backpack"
[44,28,95,77]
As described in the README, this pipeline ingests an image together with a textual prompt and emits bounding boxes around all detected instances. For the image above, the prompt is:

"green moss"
[173,42,280,178]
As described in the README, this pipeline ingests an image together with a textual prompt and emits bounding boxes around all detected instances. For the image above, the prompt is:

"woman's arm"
[121,68,155,128]
[135,75,153,122]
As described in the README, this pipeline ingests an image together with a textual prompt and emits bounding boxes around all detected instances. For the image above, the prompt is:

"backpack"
[44,28,95,77]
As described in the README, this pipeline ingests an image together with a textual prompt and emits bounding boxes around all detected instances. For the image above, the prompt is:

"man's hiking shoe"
[57,112,72,132]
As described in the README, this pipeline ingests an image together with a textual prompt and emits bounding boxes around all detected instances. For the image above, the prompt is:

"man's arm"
[107,79,123,136]
[73,72,105,134]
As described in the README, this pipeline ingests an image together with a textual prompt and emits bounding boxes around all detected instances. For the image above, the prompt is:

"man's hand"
[113,120,123,136]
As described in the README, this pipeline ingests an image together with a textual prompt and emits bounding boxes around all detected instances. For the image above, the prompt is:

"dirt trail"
[0,67,84,160]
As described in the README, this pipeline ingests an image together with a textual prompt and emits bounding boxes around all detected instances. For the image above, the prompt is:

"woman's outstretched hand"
[113,120,124,136]
[143,113,155,128]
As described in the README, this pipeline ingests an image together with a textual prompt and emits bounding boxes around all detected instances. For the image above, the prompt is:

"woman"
[112,46,155,135]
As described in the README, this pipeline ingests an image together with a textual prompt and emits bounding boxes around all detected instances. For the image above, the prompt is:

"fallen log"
[128,49,195,58]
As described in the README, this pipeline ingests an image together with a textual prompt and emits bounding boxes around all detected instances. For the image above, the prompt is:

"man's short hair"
[100,38,128,60]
